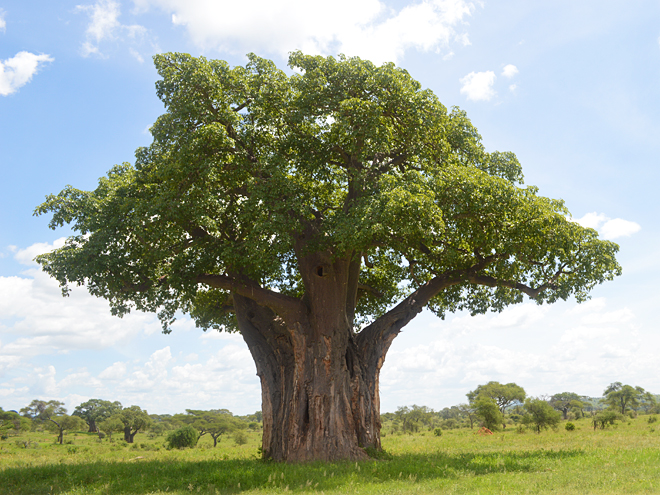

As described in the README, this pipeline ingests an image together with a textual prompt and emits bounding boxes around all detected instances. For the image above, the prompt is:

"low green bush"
[565,422,576,431]
[166,425,199,449]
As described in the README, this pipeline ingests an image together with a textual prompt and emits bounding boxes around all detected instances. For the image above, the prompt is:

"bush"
[592,411,620,430]
[166,425,199,449]
[648,415,658,424]
[565,422,576,431]
[433,428,442,436]
[233,430,248,445]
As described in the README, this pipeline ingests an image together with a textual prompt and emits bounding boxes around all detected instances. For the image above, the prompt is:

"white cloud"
[0,241,162,372]
[573,212,641,240]
[0,9,6,32]
[501,64,518,78]
[132,0,476,64]
[459,70,496,101]
[509,83,517,93]
[76,0,147,57]
[99,361,127,380]
[0,51,53,96]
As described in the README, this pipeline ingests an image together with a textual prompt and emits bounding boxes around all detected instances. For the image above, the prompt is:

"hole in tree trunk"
[316,266,324,277]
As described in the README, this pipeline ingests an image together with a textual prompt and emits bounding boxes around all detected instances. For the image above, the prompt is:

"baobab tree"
[36,52,621,462]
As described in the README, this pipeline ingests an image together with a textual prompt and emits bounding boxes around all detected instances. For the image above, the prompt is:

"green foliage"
[433,428,443,436]
[467,382,526,413]
[521,398,561,433]
[233,430,248,445]
[180,409,246,447]
[114,405,152,443]
[565,422,576,431]
[592,410,621,430]
[395,405,435,434]
[648,415,657,424]
[473,396,503,431]
[20,400,66,421]
[0,408,31,436]
[98,416,124,441]
[603,382,655,414]
[549,392,585,419]
[34,52,620,336]
[73,399,122,432]
[166,425,199,449]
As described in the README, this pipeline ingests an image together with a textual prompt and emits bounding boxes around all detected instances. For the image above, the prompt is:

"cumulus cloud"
[132,0,475,64]
[98,361,127,380]
[0,239,161,370]
[0,51,53,96]
[459,70,496,101]
[501,64,518,78]
[573,212,641,240]
[76,0,147,57]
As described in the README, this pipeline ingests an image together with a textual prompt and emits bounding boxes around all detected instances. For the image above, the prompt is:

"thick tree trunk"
[88,419,97,433]
[234,293,382,462]
[124,427,136,443]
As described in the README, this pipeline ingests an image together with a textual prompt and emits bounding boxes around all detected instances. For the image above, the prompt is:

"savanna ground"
[1,416,659,494]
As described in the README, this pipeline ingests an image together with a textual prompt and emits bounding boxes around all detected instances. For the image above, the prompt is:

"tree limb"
[196,273,305,321]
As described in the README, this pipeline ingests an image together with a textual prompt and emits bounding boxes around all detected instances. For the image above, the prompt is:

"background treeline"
[382,381,659,436]
[2,381,657,447]
[0,399,262,449]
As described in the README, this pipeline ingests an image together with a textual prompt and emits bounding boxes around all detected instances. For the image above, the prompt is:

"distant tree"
[114,405,152,443]
[521,398,561,433]
[457,403,477,429]
[73,399,122,433]
[44,415,87,443]
[20,400,86,444]
[603,383,655,415]
[549,392,584,420]
[98,416,123,441]
[467,382,527,413]
[395,405,434,433]
[474,396,503,431]
[592,410,620,430]
[0,408,31,437]
[184,409,245,447]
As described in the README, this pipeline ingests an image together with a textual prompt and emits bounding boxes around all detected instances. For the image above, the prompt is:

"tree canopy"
[467,381,527,413]
[521,398,561,433]
[603,382,654,415]
[35,52,621,462]
[73,399,122,433]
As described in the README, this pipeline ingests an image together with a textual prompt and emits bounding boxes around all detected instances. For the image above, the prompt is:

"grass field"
[1,416,659,494]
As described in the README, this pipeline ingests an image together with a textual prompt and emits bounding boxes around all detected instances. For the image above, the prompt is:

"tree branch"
[196,273,305,321]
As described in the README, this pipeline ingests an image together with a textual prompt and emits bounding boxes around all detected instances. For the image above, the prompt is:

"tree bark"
[124,427,137,443]
[225,257,468,462]
[234,286,384,462]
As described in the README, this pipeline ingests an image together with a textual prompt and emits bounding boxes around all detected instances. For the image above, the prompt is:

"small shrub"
[516,425,526,434]
[648,415,658,424]
[166,425,199,449]
[233,431,248,446]
[433,428,443,437]
[66,446,79,454]
[565,422,576,431]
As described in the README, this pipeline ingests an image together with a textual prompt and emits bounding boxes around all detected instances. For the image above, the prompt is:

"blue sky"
[1,0,658,416]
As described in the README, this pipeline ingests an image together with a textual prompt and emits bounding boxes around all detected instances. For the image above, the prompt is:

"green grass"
[2,417,660,494]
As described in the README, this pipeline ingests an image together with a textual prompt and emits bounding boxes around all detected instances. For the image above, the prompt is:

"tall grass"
[1,417,659,494]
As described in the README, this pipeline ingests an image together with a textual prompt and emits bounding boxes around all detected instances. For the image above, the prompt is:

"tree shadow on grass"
[0,449,587,494]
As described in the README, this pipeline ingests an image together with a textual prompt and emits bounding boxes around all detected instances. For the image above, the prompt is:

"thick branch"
[196,273,305,321]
